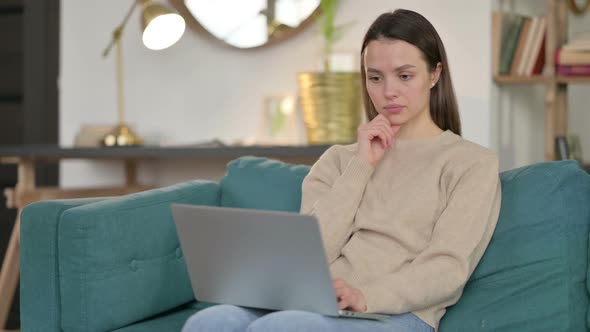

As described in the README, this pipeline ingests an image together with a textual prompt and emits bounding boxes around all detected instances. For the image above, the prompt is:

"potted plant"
[297,0,361,144]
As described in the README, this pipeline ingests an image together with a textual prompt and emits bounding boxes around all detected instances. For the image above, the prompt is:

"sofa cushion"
[112,302,213,332]
[112,307,197,332]
[440,160,590,331]
[220,156,311,212]
[57,180,220,332]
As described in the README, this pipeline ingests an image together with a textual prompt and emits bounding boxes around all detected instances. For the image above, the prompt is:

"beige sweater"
[300,130,501,329]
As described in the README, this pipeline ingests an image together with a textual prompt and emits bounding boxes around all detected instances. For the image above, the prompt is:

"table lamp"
[101,0,186,147]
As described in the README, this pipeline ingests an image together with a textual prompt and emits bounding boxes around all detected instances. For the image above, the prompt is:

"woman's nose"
[384,80,399,99]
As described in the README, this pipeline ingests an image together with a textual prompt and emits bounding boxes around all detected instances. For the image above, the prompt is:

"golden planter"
[297,72,362,144]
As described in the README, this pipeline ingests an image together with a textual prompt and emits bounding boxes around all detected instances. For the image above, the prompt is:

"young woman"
[182,9,501,332]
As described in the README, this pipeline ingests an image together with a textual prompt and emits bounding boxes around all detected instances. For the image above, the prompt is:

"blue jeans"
[181,304,434,332]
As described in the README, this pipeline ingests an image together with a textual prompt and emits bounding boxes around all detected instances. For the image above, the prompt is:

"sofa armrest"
[22,180,220,332]
[20,197,110,332]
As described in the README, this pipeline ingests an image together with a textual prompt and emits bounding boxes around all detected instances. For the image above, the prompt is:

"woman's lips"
[384,104,404,114]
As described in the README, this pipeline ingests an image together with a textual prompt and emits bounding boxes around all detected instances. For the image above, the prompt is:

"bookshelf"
[493,75,548,83]
[493,0,589,161]
[557,75,590,83]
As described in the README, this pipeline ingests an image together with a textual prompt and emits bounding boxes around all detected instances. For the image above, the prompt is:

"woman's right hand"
[356,114,400,167]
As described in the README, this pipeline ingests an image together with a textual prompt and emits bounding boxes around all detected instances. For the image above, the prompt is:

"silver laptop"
[171,203,389,321]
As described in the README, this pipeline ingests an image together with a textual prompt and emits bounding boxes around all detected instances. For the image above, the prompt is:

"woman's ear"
[431,62,442,87]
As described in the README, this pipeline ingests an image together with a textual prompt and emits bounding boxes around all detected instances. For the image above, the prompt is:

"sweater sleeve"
[358,154,502,314]
[300,145,375,264]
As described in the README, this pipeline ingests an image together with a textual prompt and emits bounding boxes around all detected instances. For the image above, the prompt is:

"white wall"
[60,0,494,187]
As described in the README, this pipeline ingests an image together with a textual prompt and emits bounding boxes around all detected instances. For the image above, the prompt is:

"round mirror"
[169,0,321,49]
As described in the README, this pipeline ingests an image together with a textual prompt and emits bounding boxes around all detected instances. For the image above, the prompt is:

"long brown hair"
[360,9,461,136]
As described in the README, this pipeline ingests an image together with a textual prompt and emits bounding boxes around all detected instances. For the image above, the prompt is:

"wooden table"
[0,144,330,330]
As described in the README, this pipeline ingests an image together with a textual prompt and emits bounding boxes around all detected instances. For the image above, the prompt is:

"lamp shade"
[141,2,186,50]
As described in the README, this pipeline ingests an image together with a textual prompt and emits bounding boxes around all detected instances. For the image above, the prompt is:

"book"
[516,16,539,76]
[530,35,546,75]
[555,135,570,160]
[510,17,532,76]
[491,12,506,76]
[557,64,590,76]
[555,48,590,65]
[499,15,526,75]
[492,12,517,75]
[562,42,590,52]
[525,17,546,76]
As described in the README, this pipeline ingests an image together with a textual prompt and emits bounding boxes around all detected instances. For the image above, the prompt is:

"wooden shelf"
[494,75,549,84]
[557,76,590,84]
[495,75,590,85]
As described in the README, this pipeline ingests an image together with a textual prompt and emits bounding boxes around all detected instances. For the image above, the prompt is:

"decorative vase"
[297,72,362,144]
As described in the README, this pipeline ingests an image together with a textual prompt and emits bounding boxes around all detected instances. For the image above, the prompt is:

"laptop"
[171,203,389,321]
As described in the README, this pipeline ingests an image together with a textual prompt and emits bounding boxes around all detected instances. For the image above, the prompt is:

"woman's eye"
[368,76,381,82]
[400,74,412,81]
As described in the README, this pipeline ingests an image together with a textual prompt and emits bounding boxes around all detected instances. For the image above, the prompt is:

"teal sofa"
[20,157,590,331]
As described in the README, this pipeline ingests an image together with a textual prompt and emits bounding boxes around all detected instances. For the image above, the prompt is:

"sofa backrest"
[440,160,590,331]
[219,156,311,212]
[221,157,590,331]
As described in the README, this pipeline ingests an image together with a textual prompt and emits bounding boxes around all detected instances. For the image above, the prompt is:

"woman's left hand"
[333,278,367,312]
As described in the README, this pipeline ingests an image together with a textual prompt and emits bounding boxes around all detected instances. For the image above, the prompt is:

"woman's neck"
[395,109,443,140]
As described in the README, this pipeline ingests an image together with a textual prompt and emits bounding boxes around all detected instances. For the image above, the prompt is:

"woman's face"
[364,39,440,129]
